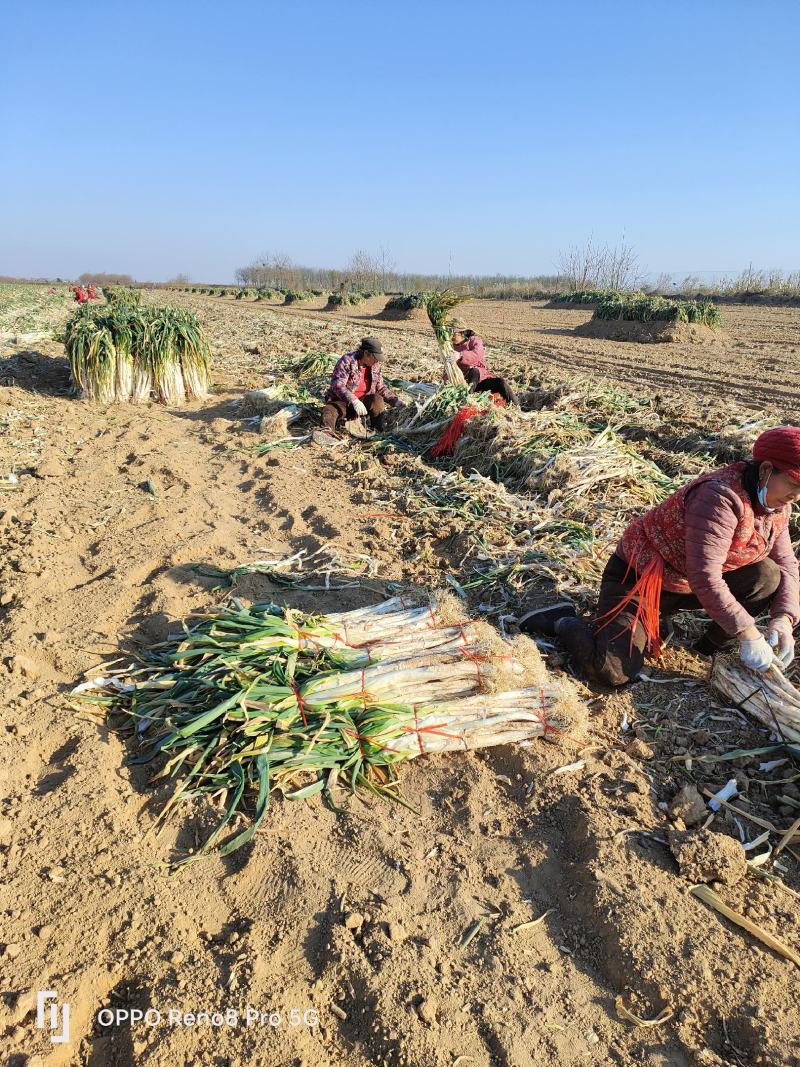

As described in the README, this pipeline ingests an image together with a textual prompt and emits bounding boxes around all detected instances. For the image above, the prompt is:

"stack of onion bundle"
[65,304,211,404]
[712,656,800,743]
[73,596,585,866]
[63,308,118,403]
[103,284,142,308]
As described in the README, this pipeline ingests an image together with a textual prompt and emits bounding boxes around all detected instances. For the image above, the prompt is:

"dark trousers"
[321,393,386,432]
[465,367,517,405]
[558,552,781,687]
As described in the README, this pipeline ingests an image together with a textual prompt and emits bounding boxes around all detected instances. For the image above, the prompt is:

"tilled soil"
[1,292,799,1067]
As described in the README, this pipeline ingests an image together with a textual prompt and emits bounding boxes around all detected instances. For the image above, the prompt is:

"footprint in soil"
[301,505,340,539]
[37,765,76,795]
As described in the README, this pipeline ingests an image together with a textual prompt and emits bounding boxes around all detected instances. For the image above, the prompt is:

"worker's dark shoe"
[517,602,577,638]
[692,633,733,657]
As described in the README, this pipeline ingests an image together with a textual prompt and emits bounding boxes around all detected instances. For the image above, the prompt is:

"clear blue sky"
[2,0,798,282]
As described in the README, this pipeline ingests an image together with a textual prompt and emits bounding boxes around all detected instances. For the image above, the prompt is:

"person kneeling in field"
[450,319,517,405]
[321,336,399,435]
[519,426,800,686]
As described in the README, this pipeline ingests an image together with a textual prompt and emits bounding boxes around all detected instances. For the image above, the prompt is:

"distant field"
[0,282,73,334]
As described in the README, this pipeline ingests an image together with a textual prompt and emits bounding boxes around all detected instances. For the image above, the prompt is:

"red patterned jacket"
[326,351,396,406]
[617,462,800,635]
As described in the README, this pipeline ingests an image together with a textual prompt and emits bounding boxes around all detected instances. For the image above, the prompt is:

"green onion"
[73,597,581,868]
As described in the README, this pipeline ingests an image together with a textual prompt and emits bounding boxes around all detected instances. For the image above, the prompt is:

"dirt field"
[2,290,800,1067]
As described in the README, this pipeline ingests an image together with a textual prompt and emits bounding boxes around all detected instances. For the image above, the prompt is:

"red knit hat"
[753,427,800,480]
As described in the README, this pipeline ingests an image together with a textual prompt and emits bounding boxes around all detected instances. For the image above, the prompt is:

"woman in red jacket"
[519,427,800,685]
[449,319,517,405]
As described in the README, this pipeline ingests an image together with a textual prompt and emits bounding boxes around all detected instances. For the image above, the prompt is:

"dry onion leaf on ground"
[687,884,800,967]
[614,997,673,1027]
[512,908,555,933]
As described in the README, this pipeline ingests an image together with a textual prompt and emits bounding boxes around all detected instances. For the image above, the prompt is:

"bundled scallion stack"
[73,595,585,866]
[65,303,211,404]
[103,285,142,308]
[712,657,800,743]
[594,293,721,327]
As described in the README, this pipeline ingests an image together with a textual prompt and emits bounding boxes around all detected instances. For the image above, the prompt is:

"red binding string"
[343,726,369,759]
[594,554,664,658]
[537,688,562,740]
[289,681,310,726]
[403,710,463,754]
[429,395,507,459]
[290,623,328,653]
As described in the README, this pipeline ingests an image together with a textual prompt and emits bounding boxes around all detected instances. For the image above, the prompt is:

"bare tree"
[345,249,382,291]
[377,244,396,292]
[558,237,603,291]
[558,236,640,291]
[652,272,675,295]
[601,238,640,290]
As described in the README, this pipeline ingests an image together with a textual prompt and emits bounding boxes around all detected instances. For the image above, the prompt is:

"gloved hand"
[351,398,368,419]
[738,634,774,673]
[767,615,796,668]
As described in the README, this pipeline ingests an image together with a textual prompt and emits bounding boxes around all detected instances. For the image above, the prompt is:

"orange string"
[594,554,664,658]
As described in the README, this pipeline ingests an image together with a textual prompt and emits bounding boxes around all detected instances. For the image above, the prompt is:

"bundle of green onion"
[293,350,337,379]
[73,596,582,867]
[423,289,471,387]
[712,656,800,743]
[65,304,211,404]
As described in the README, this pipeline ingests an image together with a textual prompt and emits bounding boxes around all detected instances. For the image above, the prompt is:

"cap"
[360,337,385,361]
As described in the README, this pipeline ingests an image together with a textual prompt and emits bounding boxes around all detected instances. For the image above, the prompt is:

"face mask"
[758,476,777,512]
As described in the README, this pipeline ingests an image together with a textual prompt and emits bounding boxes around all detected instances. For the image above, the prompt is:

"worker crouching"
[520,427,800,685]
[321,336,399,434]
[450,319,517,405]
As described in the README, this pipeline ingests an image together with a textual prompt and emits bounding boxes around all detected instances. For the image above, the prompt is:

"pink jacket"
[453,336,489,383]
[618,464,800,636]
[683,481,800,634]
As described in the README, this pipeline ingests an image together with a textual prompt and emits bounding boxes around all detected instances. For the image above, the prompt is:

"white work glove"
[738,634,774,673]
[351,398,368,419]
[767,615,796,668]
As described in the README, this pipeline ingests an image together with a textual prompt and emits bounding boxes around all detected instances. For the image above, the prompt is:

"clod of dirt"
[10,654,40,679]
[669,828,747,886]
[35,453,63,478]
[11,989,36,1023]
[344,911,364,931]
[415,996,439,1026]
[668,783,708,827]
[625,738,654,761]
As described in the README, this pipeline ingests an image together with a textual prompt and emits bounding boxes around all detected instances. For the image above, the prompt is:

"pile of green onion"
[73,597,577,867]
[64,303,211,404]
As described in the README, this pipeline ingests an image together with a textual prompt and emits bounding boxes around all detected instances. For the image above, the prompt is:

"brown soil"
[574,318,725,345]
[2,292,800,1067]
